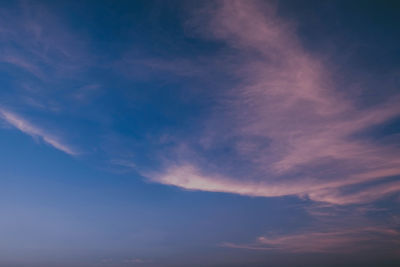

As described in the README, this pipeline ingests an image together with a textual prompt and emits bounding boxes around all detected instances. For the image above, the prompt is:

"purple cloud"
[148,0,400,205]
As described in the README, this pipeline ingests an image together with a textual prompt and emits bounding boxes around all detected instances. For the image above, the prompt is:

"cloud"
[151,164,400,205]
[0,54,45,79]
[0,108,77,155]
[151,165,329,197]
[222,227,400,253]
[148,0,400,205]
[0,1,88,74]
[0,2,94,157]
[0,1,93,114]
[308,180,400,205]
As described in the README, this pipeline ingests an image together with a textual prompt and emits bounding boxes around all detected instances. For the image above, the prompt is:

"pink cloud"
[222,227,400,253]
[0,107,77,155]
[148,0,400,205]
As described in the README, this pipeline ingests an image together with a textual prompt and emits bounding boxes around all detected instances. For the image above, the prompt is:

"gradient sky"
[1,0,400,266]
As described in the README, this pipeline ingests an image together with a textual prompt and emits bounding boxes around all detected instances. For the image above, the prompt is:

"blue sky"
[0,0,400,266]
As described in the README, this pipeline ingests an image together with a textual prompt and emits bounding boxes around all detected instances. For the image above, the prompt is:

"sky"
[0,0,400,266]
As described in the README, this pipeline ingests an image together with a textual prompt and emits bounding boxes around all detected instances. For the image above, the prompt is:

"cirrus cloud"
[0,107,77,155]
[147,0,400,205]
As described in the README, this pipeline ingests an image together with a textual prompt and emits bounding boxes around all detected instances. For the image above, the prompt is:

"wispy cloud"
[148,0,400,205]
[222,227,400,253]
[0,54,45,79]
[0,108,77,155]
[0,1,93,113]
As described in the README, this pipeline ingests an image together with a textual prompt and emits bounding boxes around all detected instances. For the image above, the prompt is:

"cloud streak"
[222,227,400,253]
[0,108,77,155]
